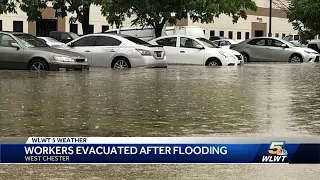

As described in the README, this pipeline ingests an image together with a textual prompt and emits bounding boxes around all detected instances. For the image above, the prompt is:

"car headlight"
[304,50,318,54]
[219,51,232,58]
[85,58,88,62]
[136,49,151,56]
[53,56,75,62]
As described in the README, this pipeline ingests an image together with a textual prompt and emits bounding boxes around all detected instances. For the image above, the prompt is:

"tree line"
[0,0,257,37]
[1,0,317,41]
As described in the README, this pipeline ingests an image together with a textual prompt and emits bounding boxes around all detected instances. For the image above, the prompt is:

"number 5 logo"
[268,142,285,155]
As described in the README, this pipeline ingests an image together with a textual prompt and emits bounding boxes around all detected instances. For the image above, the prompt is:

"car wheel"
[289,54,303,63]
[206,58,222,66]
[112,58,131,69]
[241,53,250,63]
[29,59,49,71]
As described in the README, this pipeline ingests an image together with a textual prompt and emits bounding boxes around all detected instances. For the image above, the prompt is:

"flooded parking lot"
[0,63,319,179]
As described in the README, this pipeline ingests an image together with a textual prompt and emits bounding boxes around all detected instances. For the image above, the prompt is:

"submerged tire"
[111,57,131,69]
[28,59,49,71]
[206,58,222,66]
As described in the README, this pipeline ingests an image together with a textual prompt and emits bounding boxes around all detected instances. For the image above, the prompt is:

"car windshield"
[196,38,219,48]
[15,34,49,48]
[69,32,79,39]
[123,36,151,46]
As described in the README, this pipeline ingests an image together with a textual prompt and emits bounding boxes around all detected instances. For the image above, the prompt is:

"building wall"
[191,14,295,40]
[0,9,28,32]
[65,6,138,35]
[189,0,296,40]
[0,0,296,39]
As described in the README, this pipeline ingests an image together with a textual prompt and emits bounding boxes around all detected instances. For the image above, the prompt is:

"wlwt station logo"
[262,141,288,163]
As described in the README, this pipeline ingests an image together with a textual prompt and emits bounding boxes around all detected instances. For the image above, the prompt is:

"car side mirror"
[11,42,20,49]
[281,44,287,48]
[196,44,204,49]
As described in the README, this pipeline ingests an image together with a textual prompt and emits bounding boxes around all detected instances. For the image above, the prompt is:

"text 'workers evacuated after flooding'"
[24,146,228,155]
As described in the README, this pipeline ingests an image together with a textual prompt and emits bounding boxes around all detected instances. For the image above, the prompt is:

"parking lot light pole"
[268,0,272,37]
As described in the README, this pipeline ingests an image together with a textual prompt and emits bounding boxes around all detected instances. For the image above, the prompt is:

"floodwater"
[0,63,319,179]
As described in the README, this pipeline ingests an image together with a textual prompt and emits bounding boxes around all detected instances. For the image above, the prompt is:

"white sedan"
[149,35,244,66]
[56,33,167,68]
[212,39,240,49]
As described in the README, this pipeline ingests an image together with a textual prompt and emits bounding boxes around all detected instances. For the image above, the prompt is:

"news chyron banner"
[0,137,319,164]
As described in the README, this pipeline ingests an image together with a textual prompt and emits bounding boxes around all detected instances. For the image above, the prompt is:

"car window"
[196,38,218,48]
[94,36,122,46]
[156,37,177,47]
[0,34,17,47]
[61,33,71,40]
[15,34,49,48]
[266,39,286,47]
[248,38,265,46]
[284,35,293,41]
[294,35,300,41]
[123,36,150,46]
[180,37,201,48]
[220,41,231,46]
[274,40,285,47]
[209,36,220,41]
[50,32,60,39]
[69,32,79,39]
[212,41,219,46]
[73,36,96,46]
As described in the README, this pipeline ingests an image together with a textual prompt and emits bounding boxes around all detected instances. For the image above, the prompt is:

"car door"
[265,39,290,62]
[246,38,269,62]
[177,37,205,65]
[91,36,122,67]
[0,33,24,69]
[155,37,178,64]
[65,36,96,65]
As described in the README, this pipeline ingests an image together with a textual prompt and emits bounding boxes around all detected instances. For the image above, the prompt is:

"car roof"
[153,35,202,40]
[254,37,283,40]
[98,33,132,37]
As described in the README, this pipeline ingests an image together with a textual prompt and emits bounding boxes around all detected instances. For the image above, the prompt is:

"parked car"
[56,33,167,68]
[49,31,79,44]
[0,31,89,71]
[38,37,65,47]
[105,26,205,41]
[212,39,239,49]
[209,36,229,41]
[148,35,244,66]
[230,37,319,63]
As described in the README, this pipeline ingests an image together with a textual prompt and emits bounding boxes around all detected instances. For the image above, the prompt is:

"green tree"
[286,0,320,43]
[19,0,98,35]
[99,0,257,37]
[0,0,18,15]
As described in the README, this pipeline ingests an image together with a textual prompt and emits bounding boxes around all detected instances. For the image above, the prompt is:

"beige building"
[0,0,297,39]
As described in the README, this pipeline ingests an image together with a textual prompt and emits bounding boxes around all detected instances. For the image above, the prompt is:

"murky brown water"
[0,64,319,179]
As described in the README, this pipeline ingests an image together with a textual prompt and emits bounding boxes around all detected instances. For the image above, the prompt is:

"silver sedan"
[0,32,89,71]
[57,33,167,68]
[230,37,320,63]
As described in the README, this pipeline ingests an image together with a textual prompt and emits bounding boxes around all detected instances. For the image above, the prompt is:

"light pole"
[268,0,272,37]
